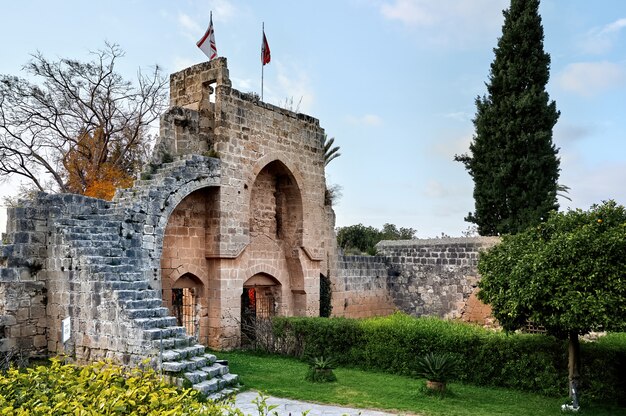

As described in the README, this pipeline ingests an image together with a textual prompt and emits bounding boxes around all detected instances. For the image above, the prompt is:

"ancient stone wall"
[330,237,499,320]
[377,238,499,319]
[331,255,395,318]
[0,281,47,355]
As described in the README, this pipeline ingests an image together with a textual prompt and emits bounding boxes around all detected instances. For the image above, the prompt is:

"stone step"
[183,370,208,384]
[69,239,122,248]
[161,344,206,362]
[124,298,163,309]
[193,378,220,394]
[66,233,121,242]
[201,363,228,378]
[206,387,239,402]
[221,373,239,385]
[71,247,125,257]
[153,334,196,350]
[143,326,186,340]
[95,271,145,282]
[126,307,170,319]
[162,359,198,373]
[115,289,160,300]
[88,261,142,271]
[107,281,151,291]
[133,316,178,329]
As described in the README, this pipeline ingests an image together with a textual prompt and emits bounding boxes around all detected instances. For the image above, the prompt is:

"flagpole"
[261,22,265,102]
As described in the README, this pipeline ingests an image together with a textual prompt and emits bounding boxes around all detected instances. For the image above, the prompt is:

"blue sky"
[1,0,625,236]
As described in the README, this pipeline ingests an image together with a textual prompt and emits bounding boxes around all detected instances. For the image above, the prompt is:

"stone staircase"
[50,192,238,398]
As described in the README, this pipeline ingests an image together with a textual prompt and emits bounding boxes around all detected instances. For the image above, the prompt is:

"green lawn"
[218,350,623,416]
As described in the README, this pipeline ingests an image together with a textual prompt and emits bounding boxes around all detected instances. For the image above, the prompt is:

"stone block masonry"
[331,237,499,320]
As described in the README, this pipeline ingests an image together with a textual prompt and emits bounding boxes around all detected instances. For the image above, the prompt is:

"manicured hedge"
[271,313,626,404]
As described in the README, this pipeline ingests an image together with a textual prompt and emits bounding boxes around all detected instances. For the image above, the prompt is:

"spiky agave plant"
[415,353,459,383]
[305,356,337,383]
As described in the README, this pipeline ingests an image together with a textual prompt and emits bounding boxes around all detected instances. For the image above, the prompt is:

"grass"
[218,350,623,416]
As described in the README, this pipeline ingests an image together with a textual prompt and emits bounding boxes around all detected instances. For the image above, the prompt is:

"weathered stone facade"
[331,237,499,321]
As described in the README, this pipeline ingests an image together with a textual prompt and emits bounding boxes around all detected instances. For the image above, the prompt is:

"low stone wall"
[332,255,395,318]
[377,237,499,319]
[332,237,499,320]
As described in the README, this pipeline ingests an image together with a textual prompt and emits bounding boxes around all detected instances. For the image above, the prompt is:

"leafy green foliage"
[322,134,341,166]
[305,357,337,383]
[478,200,626,403]
[311,356,335,370]
[455,0,560,236]
[336,223,416,255]
[478,200,626,337]
[415,353,459,383]
[0,359,240,415]
[270,313,626,403]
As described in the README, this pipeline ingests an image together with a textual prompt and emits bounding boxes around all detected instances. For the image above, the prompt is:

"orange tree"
[0,43,166,199]
[477,200,626,407]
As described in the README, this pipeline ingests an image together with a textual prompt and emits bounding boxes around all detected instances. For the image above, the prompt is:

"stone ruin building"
[0,57,496,395]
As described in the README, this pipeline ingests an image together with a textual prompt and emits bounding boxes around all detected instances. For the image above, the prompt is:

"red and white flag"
[197,13,217,60]
[261,30,271,65]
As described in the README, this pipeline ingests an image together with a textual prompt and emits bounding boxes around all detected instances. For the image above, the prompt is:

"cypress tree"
[455,0,560,236]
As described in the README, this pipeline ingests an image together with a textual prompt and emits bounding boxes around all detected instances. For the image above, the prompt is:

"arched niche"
[249,160,303,247]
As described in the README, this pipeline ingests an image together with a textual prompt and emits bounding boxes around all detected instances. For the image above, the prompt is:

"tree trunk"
[568,331,581,407]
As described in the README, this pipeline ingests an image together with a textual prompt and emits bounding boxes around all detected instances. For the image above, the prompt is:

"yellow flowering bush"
[0,358,243,415]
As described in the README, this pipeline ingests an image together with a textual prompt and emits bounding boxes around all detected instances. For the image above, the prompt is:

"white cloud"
[178,13,202,34]
[172,56,196,72]
[558,61,626,97]
[443,111,472,122]
[432,131,473,159]
[211,0,237,21]
[553,122,593,145]
[231,77,254,91]
[266,62,315,113]
[380,0,435,26]
[346,114,383,127]
[559,162,626,212]
[579,18,626,55]
[379,0,507,47]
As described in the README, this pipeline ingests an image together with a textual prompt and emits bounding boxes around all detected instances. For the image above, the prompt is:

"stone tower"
[152,57,330,348]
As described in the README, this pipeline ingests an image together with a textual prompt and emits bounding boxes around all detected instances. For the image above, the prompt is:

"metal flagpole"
[261,22,264,101]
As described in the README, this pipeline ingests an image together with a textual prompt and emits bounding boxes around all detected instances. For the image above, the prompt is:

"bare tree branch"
[0,43,167,197]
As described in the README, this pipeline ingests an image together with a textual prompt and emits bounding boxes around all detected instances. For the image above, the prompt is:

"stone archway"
[160,186,220,345]
[248,160,307,316]
[167,273,202,337]
[241,273,281,344]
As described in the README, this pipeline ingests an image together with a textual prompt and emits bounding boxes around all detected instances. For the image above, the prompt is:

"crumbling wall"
[331,237,499,320]
[378,238,499,319]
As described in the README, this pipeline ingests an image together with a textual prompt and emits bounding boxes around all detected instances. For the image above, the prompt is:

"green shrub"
[305,356,337,383]
[0,358,239,415]
[269,313,626,404]
[415,353,459,383]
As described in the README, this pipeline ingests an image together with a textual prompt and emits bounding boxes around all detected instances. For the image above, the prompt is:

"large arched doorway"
[249,160,307,316]
[160,187,219,344]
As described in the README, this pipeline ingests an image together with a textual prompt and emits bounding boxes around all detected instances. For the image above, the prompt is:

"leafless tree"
[0,42,167,194]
